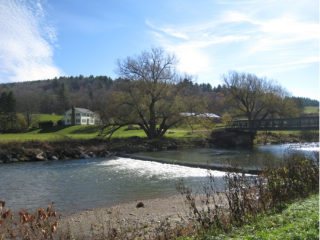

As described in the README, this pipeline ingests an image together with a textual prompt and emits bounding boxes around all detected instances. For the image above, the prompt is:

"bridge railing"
[226,116,319,131]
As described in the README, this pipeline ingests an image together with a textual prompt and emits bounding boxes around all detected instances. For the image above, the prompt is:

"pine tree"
[58,83,70,111]
[0,91,17,131]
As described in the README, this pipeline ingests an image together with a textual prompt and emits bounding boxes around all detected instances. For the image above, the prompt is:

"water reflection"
[131,142,319,170]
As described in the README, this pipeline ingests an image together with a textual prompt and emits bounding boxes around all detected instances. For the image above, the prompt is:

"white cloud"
[146,20,189,39]
[0,0,63,82]
[147,18,250,74]
[146,2,318,95]
[236,57,319,71]
[249,15,319,53]
[224,11,251,23]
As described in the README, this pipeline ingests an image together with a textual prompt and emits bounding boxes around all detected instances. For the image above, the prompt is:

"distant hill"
[0,75,318,116]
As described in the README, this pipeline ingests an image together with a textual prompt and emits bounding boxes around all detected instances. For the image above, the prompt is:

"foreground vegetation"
[216,194,319,240]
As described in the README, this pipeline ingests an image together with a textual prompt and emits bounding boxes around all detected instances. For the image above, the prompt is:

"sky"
[0,0,319,100]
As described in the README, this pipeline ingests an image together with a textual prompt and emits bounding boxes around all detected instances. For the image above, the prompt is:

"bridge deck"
[226,116,319,131]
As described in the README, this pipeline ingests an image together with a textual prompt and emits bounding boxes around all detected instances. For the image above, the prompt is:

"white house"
[61,106,95,125]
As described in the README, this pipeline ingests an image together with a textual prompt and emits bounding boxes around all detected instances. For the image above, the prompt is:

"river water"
[0,142,318,216]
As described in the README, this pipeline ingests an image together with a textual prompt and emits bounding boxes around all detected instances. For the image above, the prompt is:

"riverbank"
[57,193,228,239]
[0,130,318,164]
[0,137,203,163]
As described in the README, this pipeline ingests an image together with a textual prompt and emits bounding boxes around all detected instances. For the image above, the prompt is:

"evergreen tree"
[58,83,70,111]
[0,91,17,131]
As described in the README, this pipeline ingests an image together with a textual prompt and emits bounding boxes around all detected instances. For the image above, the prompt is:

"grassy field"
[37,114,64,122]
[210,194,319,240]
[304,106,319,114]
[0,124,211,142]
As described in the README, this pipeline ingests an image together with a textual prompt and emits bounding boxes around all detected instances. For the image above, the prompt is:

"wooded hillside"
[0,75,227,115]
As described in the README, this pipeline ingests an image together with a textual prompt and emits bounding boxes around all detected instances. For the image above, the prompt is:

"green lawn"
[0,124,212,142]
[208,194,319,240]
[37,114,64,122]
[304,106,319,114]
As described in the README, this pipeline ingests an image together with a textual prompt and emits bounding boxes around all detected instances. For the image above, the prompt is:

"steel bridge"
[226,116,319,131]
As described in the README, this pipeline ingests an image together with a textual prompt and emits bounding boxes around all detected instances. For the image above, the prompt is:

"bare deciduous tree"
[223,71,299,121]
[96,47,206,139]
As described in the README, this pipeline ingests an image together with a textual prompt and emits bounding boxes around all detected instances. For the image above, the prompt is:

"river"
[0,142,318,216]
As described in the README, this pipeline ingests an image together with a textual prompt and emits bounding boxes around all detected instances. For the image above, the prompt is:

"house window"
[76,113,80,116]
[87,114,90,117]
[68,113,71,116]
[82,119,86,123]
[82,113,86,116]
[90,119,94,123]
[67,119,70,123]
[76,119,80,123]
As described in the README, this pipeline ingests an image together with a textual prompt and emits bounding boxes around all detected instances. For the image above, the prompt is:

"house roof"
[181,112,220,118]
[75,107,94,114]
[65,107,94,114]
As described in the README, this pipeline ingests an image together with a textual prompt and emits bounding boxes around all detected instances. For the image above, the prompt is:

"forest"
[0,75,227,115]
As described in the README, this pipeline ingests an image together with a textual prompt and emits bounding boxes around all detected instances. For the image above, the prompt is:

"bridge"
[226,116,319,131]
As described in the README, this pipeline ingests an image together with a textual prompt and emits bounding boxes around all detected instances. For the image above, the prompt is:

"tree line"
[0,47,318,136]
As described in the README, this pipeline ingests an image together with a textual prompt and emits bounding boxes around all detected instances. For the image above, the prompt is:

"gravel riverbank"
[57,194,228,239]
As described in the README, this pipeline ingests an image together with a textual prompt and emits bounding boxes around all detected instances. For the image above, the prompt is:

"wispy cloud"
[250,15,319,53]
[147,18,250,74]
[0,0,63,83]
[236,57,319,71]
[147,2,319,81]
[146,20,189,39]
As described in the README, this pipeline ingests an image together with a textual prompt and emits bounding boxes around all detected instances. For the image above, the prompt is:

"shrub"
[176,152,319,234]
[0,201,60,239]
[56,120,63,126]
[19,119,28,129]
[38,121,54,128]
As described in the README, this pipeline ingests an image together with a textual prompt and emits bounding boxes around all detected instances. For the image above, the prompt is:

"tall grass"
[176,152,319,238]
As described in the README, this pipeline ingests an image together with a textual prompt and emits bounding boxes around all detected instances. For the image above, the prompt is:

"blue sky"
[0,0,319,100]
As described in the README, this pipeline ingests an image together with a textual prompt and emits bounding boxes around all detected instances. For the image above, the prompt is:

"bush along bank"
[0,137,201,163]
[176,152,319,239]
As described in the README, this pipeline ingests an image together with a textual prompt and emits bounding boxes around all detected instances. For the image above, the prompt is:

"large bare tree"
[223,71,299,121]
[96,47,206,139]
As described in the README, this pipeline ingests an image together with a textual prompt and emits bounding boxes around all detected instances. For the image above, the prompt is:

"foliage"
[38,121,54,128]
[19,119,28,129]
[0,72,228,117]
[57,83,70,111]
[292,96,319,107]
[0,201,60,239]
[223,71,300,121]
[176,152,319,238]
[56,120,63,126]
[97,47,208,140]
[0,91,18,132]
[220,194,319,240]
[220,112,232,124]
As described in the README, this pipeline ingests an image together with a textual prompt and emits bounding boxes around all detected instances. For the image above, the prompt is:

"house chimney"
[71,105,75,125]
